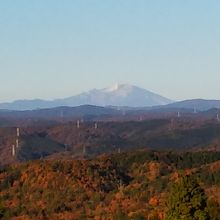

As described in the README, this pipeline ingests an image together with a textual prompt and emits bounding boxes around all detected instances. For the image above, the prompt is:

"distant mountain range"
[1,84,220,112]
[0,84,172,111]
[162,99,220,111]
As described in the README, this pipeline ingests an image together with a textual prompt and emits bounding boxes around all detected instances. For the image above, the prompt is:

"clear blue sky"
[0,0,220,102]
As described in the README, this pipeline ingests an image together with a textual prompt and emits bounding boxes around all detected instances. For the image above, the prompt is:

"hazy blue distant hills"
[0,84,172,111]
[0,99,60,111]
[0,105,120,120]
[164,99,220,111]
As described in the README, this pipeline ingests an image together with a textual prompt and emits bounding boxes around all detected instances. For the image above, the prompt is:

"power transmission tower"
[17,128,20,137]
[16,127,20,148]
[217,114,220,122]
[12,145,15,157]
[77,120,80,128]
[95,122,98,129]
[194,107,197,114]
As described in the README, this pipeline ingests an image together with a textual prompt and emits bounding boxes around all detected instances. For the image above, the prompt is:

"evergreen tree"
[0,197,5,218]
[166,175,210,220]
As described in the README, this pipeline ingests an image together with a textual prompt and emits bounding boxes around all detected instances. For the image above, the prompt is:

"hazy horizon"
[2,82,220,103]
[1,1,220,102]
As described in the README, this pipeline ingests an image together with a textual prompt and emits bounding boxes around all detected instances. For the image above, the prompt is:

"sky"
[0,0,220,102]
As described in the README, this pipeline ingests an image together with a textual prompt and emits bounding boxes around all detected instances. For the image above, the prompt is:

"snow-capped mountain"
[61,84,172,107]
[0,84,173,110]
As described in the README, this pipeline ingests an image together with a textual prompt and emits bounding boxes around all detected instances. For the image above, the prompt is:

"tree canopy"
[166,175,210,220]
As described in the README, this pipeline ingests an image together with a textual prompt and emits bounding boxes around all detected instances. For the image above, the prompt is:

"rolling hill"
[1,118,220,165]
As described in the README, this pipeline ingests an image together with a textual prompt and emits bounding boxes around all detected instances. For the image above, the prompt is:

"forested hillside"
[1,150,220,219]
[1,119,220,165]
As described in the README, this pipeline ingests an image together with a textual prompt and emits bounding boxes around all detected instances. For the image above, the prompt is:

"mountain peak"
[103,83,134,93]
[109,82,120,91]
[103,83,122,92]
